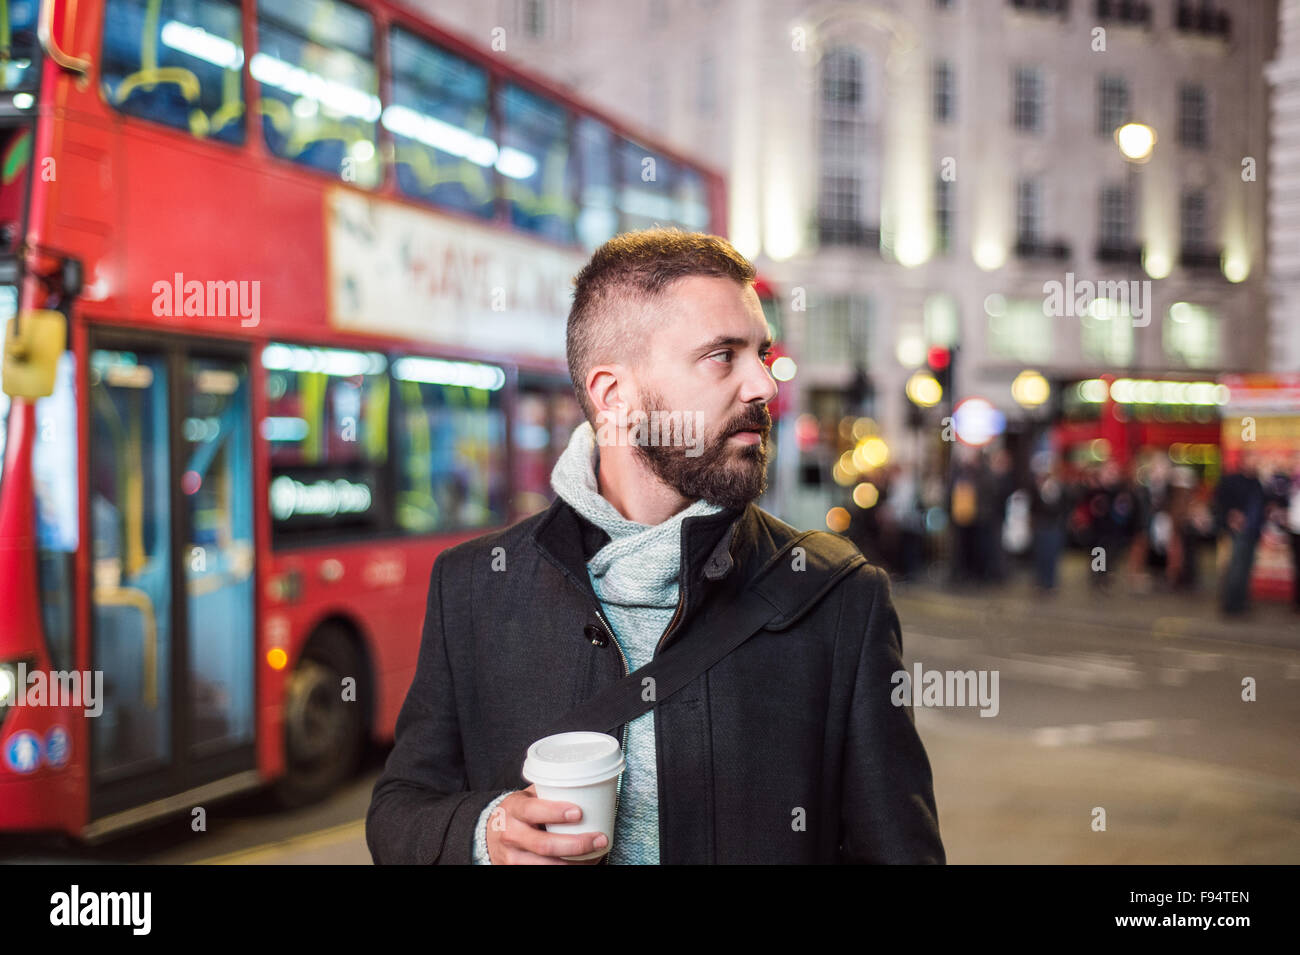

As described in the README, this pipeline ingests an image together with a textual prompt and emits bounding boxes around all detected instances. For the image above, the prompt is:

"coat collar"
[529,494,748,606]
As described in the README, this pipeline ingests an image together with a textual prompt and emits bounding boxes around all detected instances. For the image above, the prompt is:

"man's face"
[627,275,778,509]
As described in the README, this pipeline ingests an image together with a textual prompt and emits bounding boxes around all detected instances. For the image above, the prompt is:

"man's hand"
[486,784,609,865]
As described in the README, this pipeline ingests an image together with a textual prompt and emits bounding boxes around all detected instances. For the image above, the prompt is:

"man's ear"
[588,364,631,418]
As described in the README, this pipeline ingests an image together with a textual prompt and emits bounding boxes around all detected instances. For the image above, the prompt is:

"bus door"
[87,333,257,822]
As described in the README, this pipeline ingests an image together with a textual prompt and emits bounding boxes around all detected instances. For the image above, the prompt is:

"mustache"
[724,406,772,438]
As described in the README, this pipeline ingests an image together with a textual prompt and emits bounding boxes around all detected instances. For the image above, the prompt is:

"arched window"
[818,47,879,246]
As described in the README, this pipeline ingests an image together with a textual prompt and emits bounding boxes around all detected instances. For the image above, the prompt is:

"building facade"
[411,0,1275,526]
[1269,0,1300,373]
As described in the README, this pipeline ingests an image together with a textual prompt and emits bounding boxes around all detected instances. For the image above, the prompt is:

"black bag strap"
[491,530,866,791]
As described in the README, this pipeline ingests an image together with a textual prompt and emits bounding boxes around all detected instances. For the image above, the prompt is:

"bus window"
[0,0,39,93]
[184,357,254,755]
[498,83,577,243]
[35,351,79,674]
[254,0,381,187]
[101,0,245,144]
[0,290,77,672]
[89,349,173,779]
[673,166,711,231]
[575,116,617,250]
[512,381,583,517]
[386,26,495,218]
[391,355,507,534]
[262,343,389,544]
[616,136,678,232]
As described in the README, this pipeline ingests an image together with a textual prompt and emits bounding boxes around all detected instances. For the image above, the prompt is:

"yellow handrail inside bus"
[257,96,293,136]
[207,63,244,137]
[112,66,201,105]
[396,379,436,530]
[124,390,147,578]
[392,142,493,200]
[92,584,158,709]
[365,374,388,461]
[38,0,91,75]
[300,370,324,462]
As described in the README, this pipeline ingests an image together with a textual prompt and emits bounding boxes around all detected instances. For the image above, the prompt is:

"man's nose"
[741,354,779,406]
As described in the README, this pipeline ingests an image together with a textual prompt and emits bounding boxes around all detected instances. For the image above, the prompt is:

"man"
[1214,450,1267,616]
[366,228,945,864]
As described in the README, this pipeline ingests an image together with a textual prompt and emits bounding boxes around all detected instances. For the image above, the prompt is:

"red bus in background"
[0,0,725,840]
[1053,373,1224,476]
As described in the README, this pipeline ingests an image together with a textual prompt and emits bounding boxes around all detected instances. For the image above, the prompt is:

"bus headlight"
[0,663,17,706]
[0,661,18,724]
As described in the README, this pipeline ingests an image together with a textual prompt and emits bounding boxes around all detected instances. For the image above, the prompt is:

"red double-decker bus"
[0,0,727,840]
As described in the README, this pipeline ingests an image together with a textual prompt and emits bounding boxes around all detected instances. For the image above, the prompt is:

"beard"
[631,387,771,510]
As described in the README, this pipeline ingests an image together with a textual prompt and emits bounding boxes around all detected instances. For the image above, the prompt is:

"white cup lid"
[523,731,624,785]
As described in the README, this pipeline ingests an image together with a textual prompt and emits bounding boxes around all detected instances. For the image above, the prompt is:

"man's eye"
[709,351,733,363]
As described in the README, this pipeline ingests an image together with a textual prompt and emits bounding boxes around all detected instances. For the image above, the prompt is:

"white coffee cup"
[522,731,625,861]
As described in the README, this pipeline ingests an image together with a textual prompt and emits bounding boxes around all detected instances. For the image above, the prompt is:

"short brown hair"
[566,227,756,425]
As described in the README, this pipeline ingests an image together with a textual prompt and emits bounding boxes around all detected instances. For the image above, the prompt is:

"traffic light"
[927,345,957,411]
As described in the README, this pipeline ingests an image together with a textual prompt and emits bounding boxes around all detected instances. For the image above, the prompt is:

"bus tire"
[271,625,364,809]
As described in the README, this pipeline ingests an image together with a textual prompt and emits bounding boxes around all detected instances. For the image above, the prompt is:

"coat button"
[583,624,607,647]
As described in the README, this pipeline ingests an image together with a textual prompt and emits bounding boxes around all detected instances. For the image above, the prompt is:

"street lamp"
[1114,122,1156,163]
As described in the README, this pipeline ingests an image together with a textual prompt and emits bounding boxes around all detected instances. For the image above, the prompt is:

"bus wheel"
[272,627,364,808]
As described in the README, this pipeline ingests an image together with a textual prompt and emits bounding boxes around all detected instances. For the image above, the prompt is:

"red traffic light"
[926,346,950,371]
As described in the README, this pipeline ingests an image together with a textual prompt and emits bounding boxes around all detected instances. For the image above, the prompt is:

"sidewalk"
[894,552,1298,650]
[918,709,1300,864]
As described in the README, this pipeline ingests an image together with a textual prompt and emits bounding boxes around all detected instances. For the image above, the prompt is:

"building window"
[1095,0,1152,26]
[1097,74,1128,137]
[823,46,863,103]
[987,297,1052,363]
[521,0,547,37]
[1098,183,1131,249]
[1081,299,1135,366]
[1178,84,1208,149]
[1174,1,1230,40]
[1013,65,1043,133]
[807,295,872,365]
[1008,0,1069,14]
[1164,303,1219,367]
[936,176,954,253]
[697,51,716,116]
[925,293,960,347]
[933,60,955,123]
[818,47,878,246]
[1016,177,1042,246]
[1179,189,1208,251]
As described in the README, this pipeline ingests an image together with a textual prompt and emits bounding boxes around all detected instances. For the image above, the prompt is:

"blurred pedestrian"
[1029,458,1071,592]
[1213,449,1267,616]
[983,448,1016,583]
[949,447,982,586]
[1276,451,1300,612]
